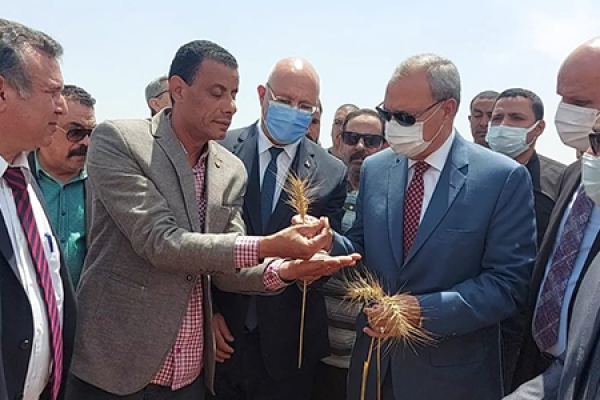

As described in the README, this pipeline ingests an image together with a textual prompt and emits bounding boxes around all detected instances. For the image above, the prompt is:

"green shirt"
[34,153,87,287]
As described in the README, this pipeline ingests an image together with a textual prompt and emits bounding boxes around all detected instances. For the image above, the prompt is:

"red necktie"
[3,167,63,399]
[403,161,430,259]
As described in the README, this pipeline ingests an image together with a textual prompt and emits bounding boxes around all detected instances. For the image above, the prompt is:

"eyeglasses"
[589,133,600,155]
[153,90,168,99]
[376,99,446,127]
[341,131,386,149]
[266,84,317,115]
[58,126,93,142]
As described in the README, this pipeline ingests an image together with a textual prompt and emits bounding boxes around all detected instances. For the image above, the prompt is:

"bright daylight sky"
[5,0,599,165]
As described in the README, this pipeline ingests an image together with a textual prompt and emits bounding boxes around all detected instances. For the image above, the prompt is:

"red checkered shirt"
[151,146,285,390]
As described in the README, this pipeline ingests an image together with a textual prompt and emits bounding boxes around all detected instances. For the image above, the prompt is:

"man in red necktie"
[0,18,77,400]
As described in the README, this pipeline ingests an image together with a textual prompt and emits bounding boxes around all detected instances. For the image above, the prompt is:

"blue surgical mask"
[265,101,313,145]
[486,121,539,158]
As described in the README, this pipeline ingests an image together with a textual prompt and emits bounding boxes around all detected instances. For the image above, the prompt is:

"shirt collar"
[256,122,301,160]
[408,129,456,172]
[0,152,33,182]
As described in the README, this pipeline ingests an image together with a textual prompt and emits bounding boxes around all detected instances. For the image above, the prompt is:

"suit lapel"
[388,156,407,268]
[268,138,315,232]
[232,124,261,234]
[153,113,201,233]
[205,143,232,233]
[405,135,468,264]
[0,212,18,277]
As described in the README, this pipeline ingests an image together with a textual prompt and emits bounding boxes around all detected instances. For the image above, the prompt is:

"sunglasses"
[341,131,386,149]
[58,126,93,142]
[376,99,446,127]
[589,133,600,156]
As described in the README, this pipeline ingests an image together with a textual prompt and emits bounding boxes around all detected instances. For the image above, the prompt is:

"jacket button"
[15,393,24,400]
[19,340,30,350]
[186,275,194,282]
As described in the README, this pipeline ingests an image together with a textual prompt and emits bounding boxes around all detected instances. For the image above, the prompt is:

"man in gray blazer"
[66,40,357,400]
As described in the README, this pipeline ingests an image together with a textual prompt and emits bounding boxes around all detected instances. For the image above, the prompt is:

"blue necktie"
[260,147,284,233]
[245,147,284,332]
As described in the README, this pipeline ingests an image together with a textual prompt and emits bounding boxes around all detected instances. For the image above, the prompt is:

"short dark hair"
[62,84,95,108]
[0,19,63,97]
[169,40,237,86]
[342,108,385,135]
[495,88,544,121]
[469,90,499,111]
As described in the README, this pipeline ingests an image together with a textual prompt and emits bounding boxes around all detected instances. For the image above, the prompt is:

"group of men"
[1,16,600,400]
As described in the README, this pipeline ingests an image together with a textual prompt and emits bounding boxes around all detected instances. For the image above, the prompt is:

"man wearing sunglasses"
[27,84,95,287]
[508,38,600,399]
[329,103,359,158]
[213,57,347,400]
[330,53,536,400]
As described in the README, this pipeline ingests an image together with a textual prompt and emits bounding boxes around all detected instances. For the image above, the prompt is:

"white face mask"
[486,121,539,158]
[385,103,444,158]
[555,101,599,152]
[582,152,600,206]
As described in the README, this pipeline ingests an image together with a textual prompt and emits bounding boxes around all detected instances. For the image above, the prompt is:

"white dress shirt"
[534,185,600,357]
[0,153,64,400]
[257,122,301,212]
[407,130,456,222]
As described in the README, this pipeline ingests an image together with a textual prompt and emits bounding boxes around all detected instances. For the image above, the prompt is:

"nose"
[224,96,237,115]
[355,139,366,151]
[80,133,90,146]
[55,93,67,116]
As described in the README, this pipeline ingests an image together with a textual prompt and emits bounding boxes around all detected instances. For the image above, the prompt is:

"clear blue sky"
[5,0,599,164]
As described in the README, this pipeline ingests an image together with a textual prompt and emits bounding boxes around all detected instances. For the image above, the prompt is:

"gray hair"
[391,53,461,108]
[0,19,63,97]
[145,75,168,102]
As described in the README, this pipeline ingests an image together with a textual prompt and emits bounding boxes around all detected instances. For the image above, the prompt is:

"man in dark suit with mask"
[509,36,600,396]
[210,58,347,400]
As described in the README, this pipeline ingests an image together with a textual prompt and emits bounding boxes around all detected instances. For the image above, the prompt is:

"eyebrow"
[65,122,88,129]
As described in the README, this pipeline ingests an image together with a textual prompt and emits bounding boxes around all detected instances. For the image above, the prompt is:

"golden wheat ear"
[283,172,315,220]
[341,269,434,347]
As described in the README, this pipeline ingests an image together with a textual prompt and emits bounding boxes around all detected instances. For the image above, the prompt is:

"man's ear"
[536,120,546,137]
[257,84,266,103]
[148,98,159,113]
[0,76,8,112]
[169,75,186,103]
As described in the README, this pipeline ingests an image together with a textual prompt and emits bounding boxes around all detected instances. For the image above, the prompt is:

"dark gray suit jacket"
[0,174,77,400]
[512,160,600,390]
[213,122,347,382]
[505,249,600,399]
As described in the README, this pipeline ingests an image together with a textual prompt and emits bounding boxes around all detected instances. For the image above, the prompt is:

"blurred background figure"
[145,75,171,116]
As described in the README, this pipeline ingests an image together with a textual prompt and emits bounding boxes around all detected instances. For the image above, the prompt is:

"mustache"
[349,151,367,163]
[68,146,88,157]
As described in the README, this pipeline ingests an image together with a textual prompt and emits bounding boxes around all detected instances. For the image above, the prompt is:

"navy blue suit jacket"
[333,134,537,400]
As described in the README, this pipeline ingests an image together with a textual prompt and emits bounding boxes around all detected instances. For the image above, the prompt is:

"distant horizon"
[5,0,599,165]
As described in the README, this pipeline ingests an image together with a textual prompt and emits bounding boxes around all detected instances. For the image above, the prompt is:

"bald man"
[212,58,347,400]
[509,37,600,397]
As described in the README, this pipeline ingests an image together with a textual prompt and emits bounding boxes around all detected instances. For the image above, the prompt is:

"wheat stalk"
[283,172,315,369]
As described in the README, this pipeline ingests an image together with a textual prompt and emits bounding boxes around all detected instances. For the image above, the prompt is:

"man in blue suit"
[331,54,537,400]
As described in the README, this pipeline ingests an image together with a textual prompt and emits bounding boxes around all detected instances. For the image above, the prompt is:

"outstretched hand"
[278,251,361,282]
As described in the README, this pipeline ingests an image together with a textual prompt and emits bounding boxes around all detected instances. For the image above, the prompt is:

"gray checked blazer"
[70,110,276,396]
